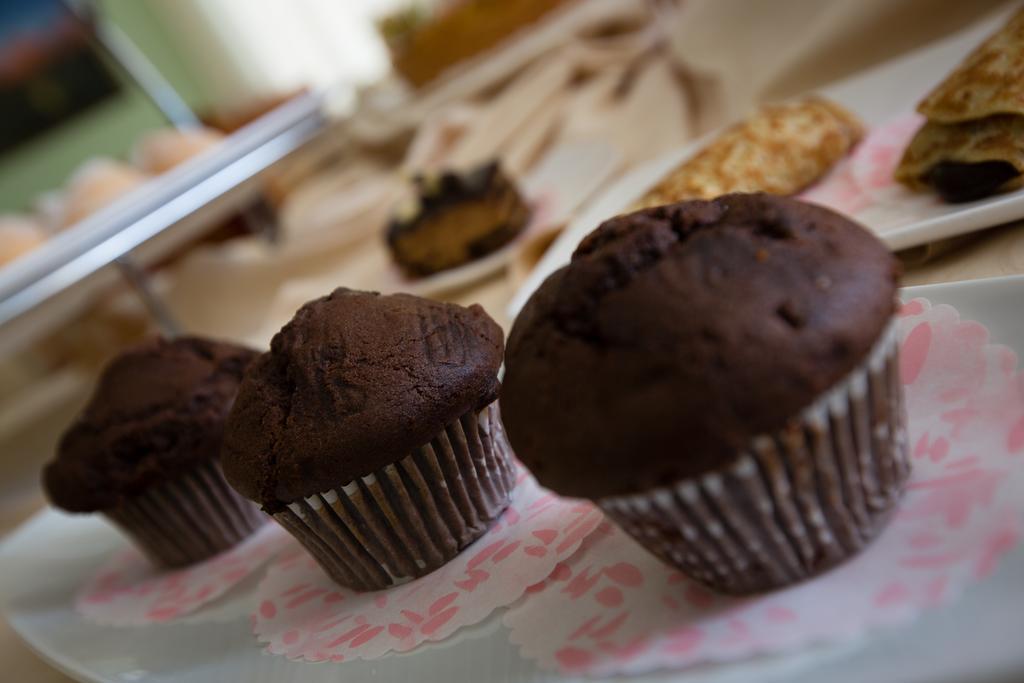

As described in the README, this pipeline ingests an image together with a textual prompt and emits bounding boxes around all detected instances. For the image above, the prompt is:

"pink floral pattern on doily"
[504,300,1024,676]
[77,522,289,626]
[800,112,925,215]
[253,466,603,661]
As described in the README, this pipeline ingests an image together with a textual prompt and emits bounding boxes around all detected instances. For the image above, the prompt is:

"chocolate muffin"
[222,288,515,591]
[43,336,264,567]
[387,160,531,277]
[501,193,909,594]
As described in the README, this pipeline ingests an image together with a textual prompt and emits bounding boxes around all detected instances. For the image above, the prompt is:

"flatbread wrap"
[635,97,863,208]
[896,9,1024,202]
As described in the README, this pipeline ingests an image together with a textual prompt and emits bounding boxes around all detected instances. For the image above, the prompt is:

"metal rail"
[0,92,327,331]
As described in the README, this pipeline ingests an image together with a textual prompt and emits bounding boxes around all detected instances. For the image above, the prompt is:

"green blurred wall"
[0,0,205,212]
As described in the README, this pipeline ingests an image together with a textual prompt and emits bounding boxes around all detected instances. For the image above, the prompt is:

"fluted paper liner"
[600,319,910,594]
[104,460,266,568]
[274,401,516,591]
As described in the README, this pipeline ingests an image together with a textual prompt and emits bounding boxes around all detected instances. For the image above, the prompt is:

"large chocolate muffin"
[222,288,516,591]
[43,336,264,566]
[501,193,909,594]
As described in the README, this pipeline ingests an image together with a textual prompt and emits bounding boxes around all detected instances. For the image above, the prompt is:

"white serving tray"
[3,275,1024,683]
[509,5,1024,319]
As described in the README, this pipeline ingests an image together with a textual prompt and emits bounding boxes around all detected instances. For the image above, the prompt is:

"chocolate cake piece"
[386,160,531,277]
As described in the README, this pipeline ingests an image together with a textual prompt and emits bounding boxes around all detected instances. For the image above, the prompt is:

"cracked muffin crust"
[44,336,258,513]
[221,288,504,511]
[500,192,900,499]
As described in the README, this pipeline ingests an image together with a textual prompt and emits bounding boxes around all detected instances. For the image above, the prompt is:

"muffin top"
[222,288,504,510]
[43,336,258,513]
[501,193,899,499]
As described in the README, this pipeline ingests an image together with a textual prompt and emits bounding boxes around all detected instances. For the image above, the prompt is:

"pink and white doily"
[77,522,288,626]
[504,300,1024,676]
[253,466,603,661]
[800,112,925,217]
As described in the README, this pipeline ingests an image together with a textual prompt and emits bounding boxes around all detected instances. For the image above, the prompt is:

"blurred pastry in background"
[132,126,225,175]
[201,88,308,134]
[380,0,576,88]
[636,97,863,208]
[895,9,1024,203]
[386,160,531,277]
[59,159,149,229]
[0,214,46,266]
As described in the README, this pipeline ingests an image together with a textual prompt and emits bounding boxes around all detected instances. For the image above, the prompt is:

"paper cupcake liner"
[600,319,910,595]
[105,460,267,568]
[274,401,516,591]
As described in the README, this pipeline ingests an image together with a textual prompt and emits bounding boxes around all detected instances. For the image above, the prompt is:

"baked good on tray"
[635,97,863,208]
[0,215,46,266]
[133,126,225,175]
[42,337,264,567]
[500,193,909,595]
[222,288,515,591]
[895,9,1024,202]
[386,160,531,277]
[380,0,576,88]
[59,159,148,229]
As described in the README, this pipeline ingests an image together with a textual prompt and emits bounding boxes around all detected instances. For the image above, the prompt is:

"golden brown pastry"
[635,97,863,208]
[60,160,149,229]
[0,215,46,266]
[381,0,576,88]
[133,127,224,175]
[896,9,1024,202]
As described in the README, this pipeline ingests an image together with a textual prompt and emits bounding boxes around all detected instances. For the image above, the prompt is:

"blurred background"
[0,0,399,207]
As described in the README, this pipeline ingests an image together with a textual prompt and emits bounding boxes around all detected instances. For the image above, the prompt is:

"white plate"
[244,140,623,348]
[3,275,1024,683]
[388,139,623,298]
[509,5,1024,319]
